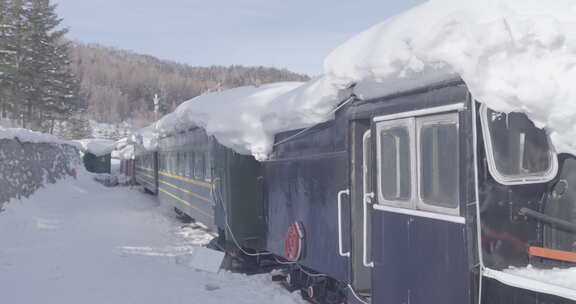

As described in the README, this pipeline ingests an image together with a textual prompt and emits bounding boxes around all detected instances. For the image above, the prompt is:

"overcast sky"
[53,1,425,75]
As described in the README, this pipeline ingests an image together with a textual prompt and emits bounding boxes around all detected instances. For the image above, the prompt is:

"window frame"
[416,113,460,216]
[375,117,416,209]
[480,104,558,185]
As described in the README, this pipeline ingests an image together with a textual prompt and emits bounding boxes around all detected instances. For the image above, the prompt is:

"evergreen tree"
[0,0,84,131]
[0,0,18,120]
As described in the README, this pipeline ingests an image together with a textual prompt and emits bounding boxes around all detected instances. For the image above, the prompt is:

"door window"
[375,112,460,215]
[417,114,459,213]
[376,119,414,208]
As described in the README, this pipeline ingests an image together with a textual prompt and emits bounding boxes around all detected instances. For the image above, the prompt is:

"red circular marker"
[284,222,305,261]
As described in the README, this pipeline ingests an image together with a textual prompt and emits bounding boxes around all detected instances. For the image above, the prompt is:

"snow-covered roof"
[323,0,576,154]
[76,138,116,157]
[136,0,576,158]
[152,82,304,160]
[0,127,70,145]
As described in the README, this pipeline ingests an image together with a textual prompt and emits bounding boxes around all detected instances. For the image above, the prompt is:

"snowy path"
[0,172,304,304]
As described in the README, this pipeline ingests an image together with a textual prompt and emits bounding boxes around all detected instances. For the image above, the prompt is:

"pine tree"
[0,0,18,120]
[0,0,84,131]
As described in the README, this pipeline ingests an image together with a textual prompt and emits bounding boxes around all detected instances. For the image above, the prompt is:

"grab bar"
[363,192,374,268]
[519,207,576,233]
[337,189,350,257]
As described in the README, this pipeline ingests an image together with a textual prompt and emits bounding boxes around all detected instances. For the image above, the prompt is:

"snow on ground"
[504,265,576,290]
[0,172,305,304]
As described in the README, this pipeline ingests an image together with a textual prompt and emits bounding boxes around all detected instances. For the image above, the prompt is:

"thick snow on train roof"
[153,82,304,160]
[76,138,116,157]
[324,0,576,154]
[139,0,576,160]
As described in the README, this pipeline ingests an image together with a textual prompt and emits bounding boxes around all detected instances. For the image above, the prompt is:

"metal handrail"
[363,192,375,268]
[337,189,350,257]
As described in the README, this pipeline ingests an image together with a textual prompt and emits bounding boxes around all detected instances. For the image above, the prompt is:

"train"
[125,78,576,304]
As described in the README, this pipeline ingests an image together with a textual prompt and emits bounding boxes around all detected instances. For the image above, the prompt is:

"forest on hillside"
[70,43,310,129]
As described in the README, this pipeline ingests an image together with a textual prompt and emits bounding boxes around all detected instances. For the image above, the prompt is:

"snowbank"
[324,0,576,154]
[76,138,116,157]
[0,136,80,205]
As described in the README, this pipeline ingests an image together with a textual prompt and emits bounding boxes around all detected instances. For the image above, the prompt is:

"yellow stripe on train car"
[158,179,212,203]
[136,166,154,173]
[158,188,214,219]
[158,170,215,189]
[136,172,155,180]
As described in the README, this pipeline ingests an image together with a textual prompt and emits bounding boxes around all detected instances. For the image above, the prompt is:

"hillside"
[69,43,310,129]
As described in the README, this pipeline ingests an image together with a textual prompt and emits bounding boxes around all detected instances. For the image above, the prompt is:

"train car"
[265,78,576,304]
[155,128,267,252]
[83,151,111,174]
[134,146,158,194]
[130,81,576,304]
[264,119,350,302]
[119,158,135,185]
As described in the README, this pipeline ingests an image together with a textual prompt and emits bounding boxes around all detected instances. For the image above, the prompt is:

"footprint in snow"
[204,283,220,291]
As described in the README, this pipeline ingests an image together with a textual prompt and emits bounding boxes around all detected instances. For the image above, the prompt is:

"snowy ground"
[0,172,304,304]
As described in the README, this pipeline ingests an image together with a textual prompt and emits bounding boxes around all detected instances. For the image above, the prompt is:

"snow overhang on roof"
[133,0,576,158]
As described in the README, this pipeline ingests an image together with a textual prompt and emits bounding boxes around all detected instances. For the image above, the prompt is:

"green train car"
[83,152,111,174]
[136,127,266,252]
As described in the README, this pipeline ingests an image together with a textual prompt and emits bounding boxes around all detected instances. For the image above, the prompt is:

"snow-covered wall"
[0,139,81,209]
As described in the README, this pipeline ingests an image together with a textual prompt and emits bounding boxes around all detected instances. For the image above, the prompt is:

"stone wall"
[0,139,80,209]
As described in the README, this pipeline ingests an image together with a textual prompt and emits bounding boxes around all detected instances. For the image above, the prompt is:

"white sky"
[53,0,425,75]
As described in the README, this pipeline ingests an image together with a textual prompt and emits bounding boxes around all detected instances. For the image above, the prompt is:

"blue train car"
[265,78,576,304]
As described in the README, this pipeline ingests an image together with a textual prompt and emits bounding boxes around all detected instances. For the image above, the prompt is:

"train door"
[367,107,471,304]
[347,120,372,299]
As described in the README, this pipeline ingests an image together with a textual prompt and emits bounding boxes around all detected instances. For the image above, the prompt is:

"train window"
[195,153,205,179]
[417,114,459,212]
[179,152,185,176]
[376,119,413,208]
[189,152,196,177]
[183,153,190,177]
[205,153,212,181]
[363,131,373,195]
[481,105,558,185]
